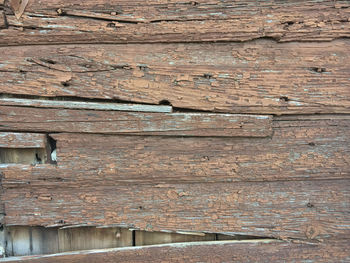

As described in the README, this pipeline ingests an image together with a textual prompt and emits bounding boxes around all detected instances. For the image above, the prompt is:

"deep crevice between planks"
[1,225,278,258]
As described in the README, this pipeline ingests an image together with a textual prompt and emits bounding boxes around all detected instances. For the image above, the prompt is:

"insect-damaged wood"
[2,240,350,263]
[0,106,272,137]
[0,0,349,45]
[0,40,349,114]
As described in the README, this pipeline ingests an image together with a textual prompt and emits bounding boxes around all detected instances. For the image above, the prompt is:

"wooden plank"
[0,106,273,137]
[3,240,349,263]
[1,40,349,114]
[2,179,350,241]
[1,0,349,45]
[58,227,132,253]
[5,226,132,256]
[0,132,46,148]
[135,231,215,246]
[2,240,350,263]
[0,98,172,113]
[1,116,349,183]
[6,226,59,256]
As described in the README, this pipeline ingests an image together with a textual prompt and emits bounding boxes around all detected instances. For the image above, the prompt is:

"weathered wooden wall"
[0,0,349,261]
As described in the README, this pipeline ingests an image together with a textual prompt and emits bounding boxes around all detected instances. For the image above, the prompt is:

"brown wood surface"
[0,132,46,148]
[3,178,350,241]
[0,106,272,137]
[0,40,350,114]
[1,0,349,45]
[1,116,349,184]
[2,240,350,263]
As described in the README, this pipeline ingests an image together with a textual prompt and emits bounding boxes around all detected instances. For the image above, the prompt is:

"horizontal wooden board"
[0,132,46,148]
[2,240,350,263]
[2,179,350,240]
[1,0,349,45]
[0,106,272,137]
[1,116,349,184]
[1,40,349,114]
[0,98,172,113]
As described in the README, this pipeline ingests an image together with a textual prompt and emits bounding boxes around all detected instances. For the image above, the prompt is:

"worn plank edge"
[0,98,172,113]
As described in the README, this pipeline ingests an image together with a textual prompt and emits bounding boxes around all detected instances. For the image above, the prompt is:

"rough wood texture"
[2,116,348,184]
[1,0,349,45]
[2,240,350,263]
[0,106,272,137]
[0,132,46,148]
[1,40,349,114]
[2,178,350,241]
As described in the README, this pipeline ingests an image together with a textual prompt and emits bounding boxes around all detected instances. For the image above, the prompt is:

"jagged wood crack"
[4,225,271,257]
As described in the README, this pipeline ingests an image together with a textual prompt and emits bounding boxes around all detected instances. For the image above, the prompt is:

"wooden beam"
[0,40,349,114]
[1,116,349,183]
[1,0,349,45]
[2,179,350,241]
[1,240,350,263]
[0,106,273,137]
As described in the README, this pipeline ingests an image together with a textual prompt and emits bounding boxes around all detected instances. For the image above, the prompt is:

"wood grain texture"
[0,132,46,148]
[1,40,349,114]
[0,106,272,137]
[1,116,349,184]
[5,226,133,256]
[2,177,350,240]
[2,240,350,263]
[0,98,172,113]
[0,0,349,45]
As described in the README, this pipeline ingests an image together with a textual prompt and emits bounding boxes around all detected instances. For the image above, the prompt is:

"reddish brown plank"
[1,40,349,114]
[2,240,350,263]
[0,106,272,137]
[1,116,349,184]
[2,179,350,240]
[1,0,349,45]
[0,132,46,148]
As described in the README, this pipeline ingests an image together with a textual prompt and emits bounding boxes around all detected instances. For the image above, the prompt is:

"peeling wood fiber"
[0,40,349,114]
[0,0,350,45]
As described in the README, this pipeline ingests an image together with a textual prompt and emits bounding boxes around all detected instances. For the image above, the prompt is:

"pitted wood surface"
[0,40,349,114]
[1,0,349,45]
